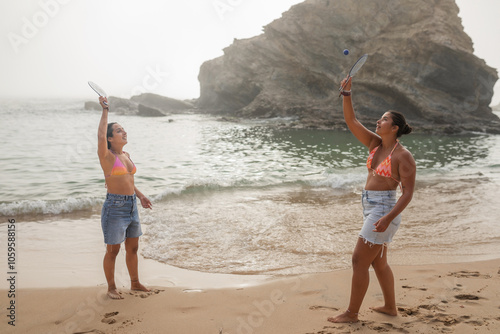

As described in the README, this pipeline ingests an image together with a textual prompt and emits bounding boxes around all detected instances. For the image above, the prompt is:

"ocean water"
[1,99,499,275]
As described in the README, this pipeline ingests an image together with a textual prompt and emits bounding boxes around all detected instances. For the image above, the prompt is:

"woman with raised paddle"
[329,78,416,323]
[97,96,152,299]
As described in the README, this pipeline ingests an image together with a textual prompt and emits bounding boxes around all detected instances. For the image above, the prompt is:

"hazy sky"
[1,0,499,104]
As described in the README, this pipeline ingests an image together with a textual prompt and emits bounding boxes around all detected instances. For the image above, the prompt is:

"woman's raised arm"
[97,96,110,160]
[340,78,380,149]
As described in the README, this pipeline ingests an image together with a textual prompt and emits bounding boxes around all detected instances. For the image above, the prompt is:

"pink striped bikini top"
[366,141,399,182]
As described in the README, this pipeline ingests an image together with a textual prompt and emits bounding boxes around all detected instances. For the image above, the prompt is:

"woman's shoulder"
[368,136,382,152]
[395,144,415,164]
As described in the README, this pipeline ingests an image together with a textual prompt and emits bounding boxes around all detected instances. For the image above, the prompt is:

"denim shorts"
[359,190,401,245]
[101,193,142,245]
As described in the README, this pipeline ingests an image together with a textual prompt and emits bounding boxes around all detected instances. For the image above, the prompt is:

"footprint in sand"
[454,293,481,300]
[309,305,339,311]
[430,313,461,326]
[101,317,116,324]
[448,271,491,279]
[300,289,326,296]
[463,318,485,326]
[367,322,409,333]
[401,285,428,291]
[324,320,410,333]
[304,326,345,334]
[402,305,489,332]
[418,304,445,312]
[101,311,119,325]
[398,304,445,317]
[398,306,419,316]
[104,311,119,317]
[129,288,164,298]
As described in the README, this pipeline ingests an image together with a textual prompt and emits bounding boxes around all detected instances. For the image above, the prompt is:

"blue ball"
[343,49,349,56]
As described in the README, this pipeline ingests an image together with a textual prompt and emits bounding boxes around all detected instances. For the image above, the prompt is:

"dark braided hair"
[106,122,117,149]
[388,111,412,138]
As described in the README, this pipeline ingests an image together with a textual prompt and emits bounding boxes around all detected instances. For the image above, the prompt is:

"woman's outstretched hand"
[139,196,152,209]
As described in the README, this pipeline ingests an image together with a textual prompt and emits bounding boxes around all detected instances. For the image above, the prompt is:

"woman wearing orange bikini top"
[97,96,152,300]
[328,78,416,323]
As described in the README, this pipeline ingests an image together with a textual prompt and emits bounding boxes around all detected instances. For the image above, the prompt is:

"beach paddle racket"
[339,54,368,96]
[88,81,108,105]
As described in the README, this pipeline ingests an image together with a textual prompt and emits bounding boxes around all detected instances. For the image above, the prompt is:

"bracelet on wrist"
[340,90,351,96]
[103,107,109,110]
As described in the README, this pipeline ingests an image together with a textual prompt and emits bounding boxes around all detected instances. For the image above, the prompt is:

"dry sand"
[1,259,499,334]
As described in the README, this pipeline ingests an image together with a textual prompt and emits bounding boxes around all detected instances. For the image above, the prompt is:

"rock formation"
[108,96,139,115]
[131,93,193,114]
[197,0,499,133]
[85,93,194,117]
[137,104,165,117]
[84,101,100,111]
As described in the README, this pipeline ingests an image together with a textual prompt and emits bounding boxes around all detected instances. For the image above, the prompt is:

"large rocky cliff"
[197,0,499,133]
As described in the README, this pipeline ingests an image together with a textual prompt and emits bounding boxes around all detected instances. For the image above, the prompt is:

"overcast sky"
[1,0,499,105]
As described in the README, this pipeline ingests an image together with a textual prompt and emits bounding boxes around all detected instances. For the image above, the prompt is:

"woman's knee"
[126,245,139,254]
[372,256,389,271]
[351,251,371,269]
[106,245,121,257]
[351,239,382,269]
[125,238,139,253]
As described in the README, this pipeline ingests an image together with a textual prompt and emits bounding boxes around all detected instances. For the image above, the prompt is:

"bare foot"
[370,306,397,316]
[107,288,124,300]
[327,311,359,323]
[131,280,150,292]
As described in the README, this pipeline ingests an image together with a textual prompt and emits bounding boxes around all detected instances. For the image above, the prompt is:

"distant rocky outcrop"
[197,0,499,133]
[131,93,193,113]
[108,96,139,115]
[84,101,100,110]
[137,104,165,117]
[84,93,194,117]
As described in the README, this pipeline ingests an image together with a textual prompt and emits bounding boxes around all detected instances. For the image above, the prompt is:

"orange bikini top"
[366,141,399,183]
[105,151,136,178]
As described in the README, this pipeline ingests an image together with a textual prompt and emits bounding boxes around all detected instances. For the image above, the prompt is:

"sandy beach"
[1,241,499,334]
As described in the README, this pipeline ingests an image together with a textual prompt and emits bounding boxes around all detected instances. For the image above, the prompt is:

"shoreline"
[1,205,500,290]
[0,218,272,291]
[1,259,499,333]
[2,215,499,291]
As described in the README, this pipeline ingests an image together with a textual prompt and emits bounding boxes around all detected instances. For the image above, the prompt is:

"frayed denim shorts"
[101,193,142,245]
[359,190,401,246]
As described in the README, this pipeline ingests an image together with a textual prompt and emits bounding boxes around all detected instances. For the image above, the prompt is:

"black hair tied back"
[388,110,412,138]
[401,123,413,136]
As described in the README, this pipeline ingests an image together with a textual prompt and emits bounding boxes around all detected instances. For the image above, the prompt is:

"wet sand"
[1,259,499,333]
